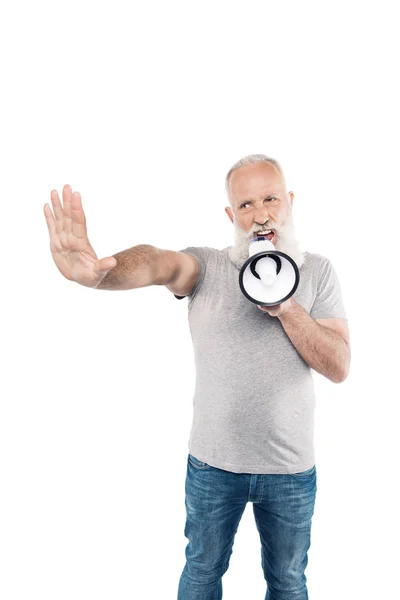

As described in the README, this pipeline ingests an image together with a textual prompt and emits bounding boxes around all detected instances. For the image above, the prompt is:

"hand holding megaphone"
[256,296,295,317]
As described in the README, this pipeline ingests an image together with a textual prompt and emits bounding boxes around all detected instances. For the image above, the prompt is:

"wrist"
[277,297,297,320]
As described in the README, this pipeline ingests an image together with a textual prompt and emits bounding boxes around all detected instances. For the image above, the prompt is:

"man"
[44,154,350,600]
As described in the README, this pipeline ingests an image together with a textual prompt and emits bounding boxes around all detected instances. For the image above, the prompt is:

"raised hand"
[44,184,117,288]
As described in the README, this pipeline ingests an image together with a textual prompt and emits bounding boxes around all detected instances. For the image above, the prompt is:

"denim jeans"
[177,453,317,600]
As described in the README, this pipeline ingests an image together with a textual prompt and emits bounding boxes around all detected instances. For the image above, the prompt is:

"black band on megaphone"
[250,254,282,280]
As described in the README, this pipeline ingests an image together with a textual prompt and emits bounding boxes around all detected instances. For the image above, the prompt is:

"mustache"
[246,222,280,238]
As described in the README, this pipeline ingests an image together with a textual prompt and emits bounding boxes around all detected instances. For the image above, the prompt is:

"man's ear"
[225,206,234,224]
[288,191,294,208]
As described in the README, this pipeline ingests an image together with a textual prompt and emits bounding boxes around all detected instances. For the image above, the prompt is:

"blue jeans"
[178,454,317,600]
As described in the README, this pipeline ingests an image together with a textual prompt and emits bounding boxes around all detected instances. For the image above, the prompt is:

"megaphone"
[239,236,300,306]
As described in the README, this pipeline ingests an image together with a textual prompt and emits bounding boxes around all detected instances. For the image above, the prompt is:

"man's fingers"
[50,189,64,233]
[44,203,57,239]
[62,184,73,235]
[98,256,117,272]
[71,191,88,240]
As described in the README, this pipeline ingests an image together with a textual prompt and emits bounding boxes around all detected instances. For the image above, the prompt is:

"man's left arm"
[258,298,351,384]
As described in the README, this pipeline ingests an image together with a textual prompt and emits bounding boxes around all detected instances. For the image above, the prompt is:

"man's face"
[225,162,293,240]
[225,161,305,269]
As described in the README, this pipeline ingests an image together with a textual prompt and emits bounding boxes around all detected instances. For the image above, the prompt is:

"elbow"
[332,372,347,384]
[333,360,351,384]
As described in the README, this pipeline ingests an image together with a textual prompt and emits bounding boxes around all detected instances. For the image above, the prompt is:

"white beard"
[228,208,306,270]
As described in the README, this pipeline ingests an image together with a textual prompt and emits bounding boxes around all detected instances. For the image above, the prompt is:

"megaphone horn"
[239,236,300,306]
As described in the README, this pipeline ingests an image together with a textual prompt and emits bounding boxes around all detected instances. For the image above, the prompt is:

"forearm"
[95,244,159,291]
[278,301,350,383]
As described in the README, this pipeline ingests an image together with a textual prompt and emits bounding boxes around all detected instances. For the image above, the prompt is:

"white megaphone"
[239,236,300,306]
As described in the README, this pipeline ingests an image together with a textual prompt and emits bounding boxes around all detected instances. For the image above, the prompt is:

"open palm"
[44,184,116,288]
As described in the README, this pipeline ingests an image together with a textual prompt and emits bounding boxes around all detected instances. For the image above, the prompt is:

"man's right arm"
[44,185,198,294]
[95,244,199,296]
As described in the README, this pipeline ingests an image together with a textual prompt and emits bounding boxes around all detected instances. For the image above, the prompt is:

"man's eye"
[240,198,276,209]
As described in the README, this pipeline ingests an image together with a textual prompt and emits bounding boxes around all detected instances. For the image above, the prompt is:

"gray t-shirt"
[174,246,347,474]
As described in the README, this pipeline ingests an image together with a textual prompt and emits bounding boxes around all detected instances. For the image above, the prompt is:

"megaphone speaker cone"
[239,239,300,306]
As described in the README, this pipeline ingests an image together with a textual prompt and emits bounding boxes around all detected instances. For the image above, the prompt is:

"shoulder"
[302,251,337,280]
[172,246,225,300]
[178,245,225,264]
[302,251,330,270]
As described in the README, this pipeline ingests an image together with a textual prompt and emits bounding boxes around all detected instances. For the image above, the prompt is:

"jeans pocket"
[291,464,316,477]
[188,453,212,470]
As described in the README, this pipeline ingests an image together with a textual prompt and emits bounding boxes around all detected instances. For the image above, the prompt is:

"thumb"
[97,256,117,273]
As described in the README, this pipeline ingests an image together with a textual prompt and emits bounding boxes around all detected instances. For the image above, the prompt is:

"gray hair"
[225,154,286,204]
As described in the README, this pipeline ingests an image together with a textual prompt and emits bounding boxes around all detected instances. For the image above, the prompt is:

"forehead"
[228,162,285,204]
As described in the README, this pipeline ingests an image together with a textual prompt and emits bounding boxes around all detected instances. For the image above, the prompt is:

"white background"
[1,1,399,598]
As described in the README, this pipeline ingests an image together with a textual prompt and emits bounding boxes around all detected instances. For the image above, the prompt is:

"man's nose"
[254,204,269,226]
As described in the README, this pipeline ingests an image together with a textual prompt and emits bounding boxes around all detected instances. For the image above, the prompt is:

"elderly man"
[44,154,350,600]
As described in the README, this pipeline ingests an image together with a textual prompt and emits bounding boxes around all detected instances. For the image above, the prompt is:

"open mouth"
[253,230,275,241]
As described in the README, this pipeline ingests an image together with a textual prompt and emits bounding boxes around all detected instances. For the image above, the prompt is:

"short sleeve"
[310,258,347,320]
[173,246,210,300]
